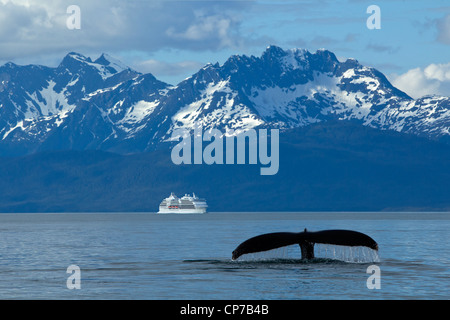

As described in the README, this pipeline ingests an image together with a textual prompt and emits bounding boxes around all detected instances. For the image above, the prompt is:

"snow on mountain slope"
[24,80,76,118]
[248,71,338,125]
[1,46,450,156]
[94,54,130,77]
[170,78,263,135]
[116,100,161,137]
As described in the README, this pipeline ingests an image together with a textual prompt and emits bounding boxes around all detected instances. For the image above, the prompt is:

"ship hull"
[157,208,207,214]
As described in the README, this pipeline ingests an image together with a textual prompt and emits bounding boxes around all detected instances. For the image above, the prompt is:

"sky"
[0,0,450,98]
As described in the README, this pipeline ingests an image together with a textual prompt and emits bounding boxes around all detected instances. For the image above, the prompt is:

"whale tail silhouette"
[232,229,378,260]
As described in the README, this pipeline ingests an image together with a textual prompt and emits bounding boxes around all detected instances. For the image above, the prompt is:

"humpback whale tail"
[232,229,378,260]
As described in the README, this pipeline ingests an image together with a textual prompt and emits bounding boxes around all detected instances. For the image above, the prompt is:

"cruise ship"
[158,193,208,214]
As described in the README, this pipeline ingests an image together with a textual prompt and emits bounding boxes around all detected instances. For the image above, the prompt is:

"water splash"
[236,244,380,263]
[314,244,380,263]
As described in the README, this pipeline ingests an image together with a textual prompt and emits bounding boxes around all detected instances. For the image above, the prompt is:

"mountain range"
[1,45,450,156]
[1,46,450,212]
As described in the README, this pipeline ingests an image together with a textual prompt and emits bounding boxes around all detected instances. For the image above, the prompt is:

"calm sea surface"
[0,211,448,300]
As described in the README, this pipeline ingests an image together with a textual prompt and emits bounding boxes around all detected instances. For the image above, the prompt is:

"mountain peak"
[263,45,287,58]
[260,46,341,73]
[263,45,312,59]
[1,61,17,69]
[59,52,92,71]
[66,52,92,63]
[94,53,131,74]
[57,52,135,80]
[287,47,309,58]
[314,48,339,63]
[94,53,111,66]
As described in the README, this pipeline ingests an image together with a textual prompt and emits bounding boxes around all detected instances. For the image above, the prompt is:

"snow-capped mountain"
[0,52,151,154]
[159,45,450,141]
[1,46,450,156]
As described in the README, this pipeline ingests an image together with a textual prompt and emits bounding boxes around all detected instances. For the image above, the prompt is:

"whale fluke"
[232,229,378,260]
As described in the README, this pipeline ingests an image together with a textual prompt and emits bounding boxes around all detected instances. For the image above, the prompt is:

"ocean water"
[0,211,448,300]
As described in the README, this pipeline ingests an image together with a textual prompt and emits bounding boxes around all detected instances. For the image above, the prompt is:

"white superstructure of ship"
[157,192,208,214]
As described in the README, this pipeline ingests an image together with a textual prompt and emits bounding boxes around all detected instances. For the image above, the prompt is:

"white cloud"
[390,63,450,99]
[436,13,450,44]
[0,0,251,61]
[136,59,205,78]
[166,14,237,49]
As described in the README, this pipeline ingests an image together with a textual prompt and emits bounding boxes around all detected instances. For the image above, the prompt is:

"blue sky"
[1,0,450,97]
